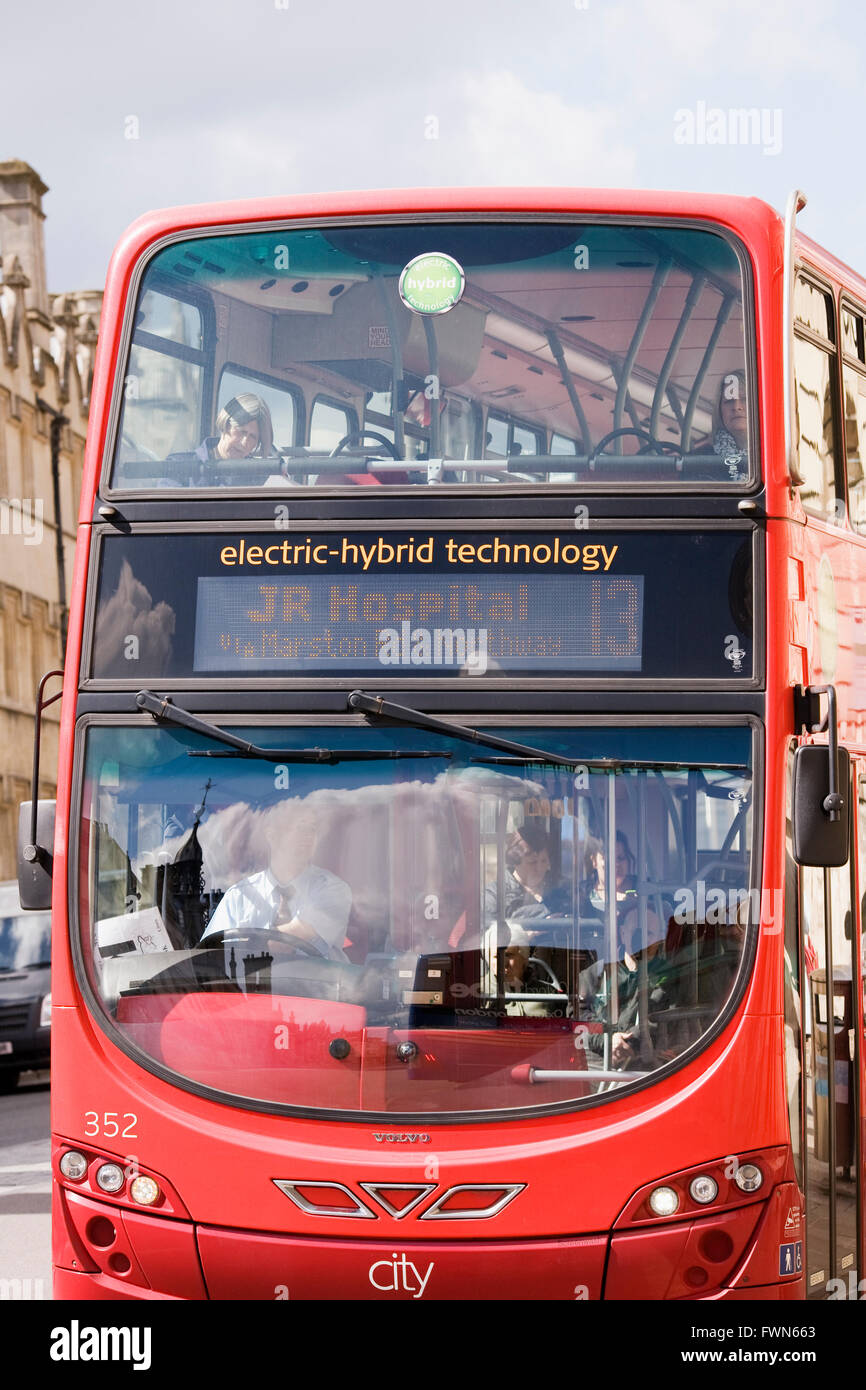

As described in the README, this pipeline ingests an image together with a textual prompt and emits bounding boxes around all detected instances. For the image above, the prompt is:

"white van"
[0,881,50,1092]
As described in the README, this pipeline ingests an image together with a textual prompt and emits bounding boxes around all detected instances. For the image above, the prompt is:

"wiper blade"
[347,691,620,768]
[347,693,749,774]
[136,691,450,764]
[472,756,749,773]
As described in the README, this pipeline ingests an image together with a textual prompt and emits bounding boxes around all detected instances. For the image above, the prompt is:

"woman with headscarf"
[194,393,275,464]
[710,369,748,477]
[167,392,276,481]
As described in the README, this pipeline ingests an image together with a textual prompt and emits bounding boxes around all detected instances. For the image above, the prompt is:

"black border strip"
[78,519,765,693]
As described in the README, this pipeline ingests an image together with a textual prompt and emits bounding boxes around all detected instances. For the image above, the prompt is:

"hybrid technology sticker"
[399,252,466,314]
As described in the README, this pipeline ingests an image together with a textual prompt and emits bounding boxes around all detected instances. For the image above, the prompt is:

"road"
[0,1071,51,1299]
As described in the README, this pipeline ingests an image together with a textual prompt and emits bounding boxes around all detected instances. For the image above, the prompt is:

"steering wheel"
[329,430,402,460]
[589,427,682,465]
[203,926,328,960]
[527,955,565,994]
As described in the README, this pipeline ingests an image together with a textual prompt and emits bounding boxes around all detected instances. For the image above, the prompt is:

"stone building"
[0,160,101,882]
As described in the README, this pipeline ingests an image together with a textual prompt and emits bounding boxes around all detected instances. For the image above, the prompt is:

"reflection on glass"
[794,335,837,521]
[81,724,753,1116]
[0,913,51,971]
[110,221,751,490]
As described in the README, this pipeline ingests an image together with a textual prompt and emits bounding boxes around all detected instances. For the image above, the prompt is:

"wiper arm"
[136,691,450,763]
[347,693,749,774]
[347,691,621,768]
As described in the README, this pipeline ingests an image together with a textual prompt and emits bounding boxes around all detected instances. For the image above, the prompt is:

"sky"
[4,0,864,291]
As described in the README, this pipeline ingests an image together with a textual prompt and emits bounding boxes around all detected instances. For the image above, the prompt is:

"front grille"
[0,1003,32,1034]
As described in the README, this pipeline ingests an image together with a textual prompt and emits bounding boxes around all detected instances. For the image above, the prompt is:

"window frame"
[838,293,866,535]
[217,361,306,452]
[484,410,546,461]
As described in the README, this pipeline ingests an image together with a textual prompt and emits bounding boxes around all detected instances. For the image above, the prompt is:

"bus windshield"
[80,722,754,1118]
[109,220,752,492]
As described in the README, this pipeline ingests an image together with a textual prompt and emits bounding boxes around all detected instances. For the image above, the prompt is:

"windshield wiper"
[347,692,749,773]
[136,691,450,763]
[347,691,623,768]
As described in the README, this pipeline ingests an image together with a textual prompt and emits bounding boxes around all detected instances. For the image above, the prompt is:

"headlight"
[95,1163,125,1193]
[689,1174,719,1205]
[59,1151,88,1181]
[648,1185,679,1216]
[734,1163,763,1193]
[39,994,51,1028]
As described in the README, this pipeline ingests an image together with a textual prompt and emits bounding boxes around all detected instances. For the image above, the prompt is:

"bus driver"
[201,799,351,960]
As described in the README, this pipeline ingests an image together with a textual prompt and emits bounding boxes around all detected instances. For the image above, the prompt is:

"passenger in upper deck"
[170,393,276,470]
[703,370,748,476]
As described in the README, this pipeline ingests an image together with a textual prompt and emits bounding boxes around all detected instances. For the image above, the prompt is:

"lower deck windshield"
[80,723,753,1117]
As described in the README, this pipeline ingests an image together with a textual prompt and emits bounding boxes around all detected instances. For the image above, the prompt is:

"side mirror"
[17,800,56,910]
[792,746,850,867]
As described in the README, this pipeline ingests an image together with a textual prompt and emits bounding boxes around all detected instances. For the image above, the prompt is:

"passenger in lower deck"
[578,900,746,1071]
[499,924,566,1017]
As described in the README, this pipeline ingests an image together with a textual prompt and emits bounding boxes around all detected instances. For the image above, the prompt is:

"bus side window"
[310,397,356,453]
[841,304,866,533]
[794,277,840,524]
[218,369,300,459]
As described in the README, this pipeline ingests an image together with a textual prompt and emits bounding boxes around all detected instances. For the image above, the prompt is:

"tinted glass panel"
[138,290,202,348]
[843,364,866,533]
[795,279,834,340]
[116,346,203,468]
[795,334,838,521]
[310,399,352,453]
[109,221,753,490]
[80,723,753,1117]
[841,308,863,363]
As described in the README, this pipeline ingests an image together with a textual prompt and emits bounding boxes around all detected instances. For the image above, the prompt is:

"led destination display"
[194,571,643,673]
[90,529,754,682]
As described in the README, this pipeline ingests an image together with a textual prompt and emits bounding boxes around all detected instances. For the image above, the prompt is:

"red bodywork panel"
[115,990,587,1110]
[196,1227,607,1301]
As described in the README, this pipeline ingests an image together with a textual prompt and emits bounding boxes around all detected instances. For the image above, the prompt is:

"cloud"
[628,0,851,82]
[458,70,638,186]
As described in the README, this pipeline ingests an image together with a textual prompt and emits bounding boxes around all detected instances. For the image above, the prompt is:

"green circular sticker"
[399,252,465,314]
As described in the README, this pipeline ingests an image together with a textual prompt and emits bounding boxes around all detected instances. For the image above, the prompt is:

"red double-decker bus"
[20,188,865,1301]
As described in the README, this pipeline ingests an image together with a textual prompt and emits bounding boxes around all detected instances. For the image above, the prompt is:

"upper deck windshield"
[79,721,754,1118]
[109,220,753,493]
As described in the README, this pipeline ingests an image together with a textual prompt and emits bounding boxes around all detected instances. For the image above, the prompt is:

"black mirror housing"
[17,800,56,910]
[792,745,850,867]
